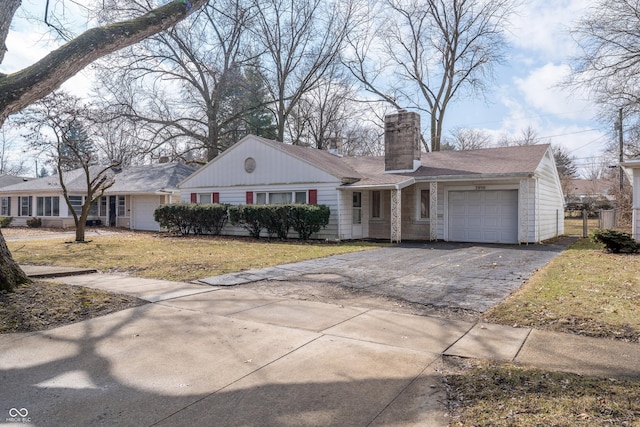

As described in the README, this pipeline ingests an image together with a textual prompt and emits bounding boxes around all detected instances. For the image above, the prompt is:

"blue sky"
[1,0,610,176]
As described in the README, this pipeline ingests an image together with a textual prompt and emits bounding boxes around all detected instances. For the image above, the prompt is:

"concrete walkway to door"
[200,242,565,312]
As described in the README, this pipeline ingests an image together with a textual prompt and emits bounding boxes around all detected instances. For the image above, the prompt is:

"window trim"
[254,190,309,205]
[1,197,10,216]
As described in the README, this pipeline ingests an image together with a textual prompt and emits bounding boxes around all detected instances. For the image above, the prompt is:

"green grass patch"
[7,232,381,282]
[483,238,640,342]
[446,359,640,426]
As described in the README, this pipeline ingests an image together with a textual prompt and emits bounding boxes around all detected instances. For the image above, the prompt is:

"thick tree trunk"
[0,0,21,66]
[0,228,30,291]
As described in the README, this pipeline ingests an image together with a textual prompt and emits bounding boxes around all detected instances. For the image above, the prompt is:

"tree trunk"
[0,0,21,66]
[0,228,30,291]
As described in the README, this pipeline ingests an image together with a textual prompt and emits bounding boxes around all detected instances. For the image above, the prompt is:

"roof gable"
[179,135,361,189]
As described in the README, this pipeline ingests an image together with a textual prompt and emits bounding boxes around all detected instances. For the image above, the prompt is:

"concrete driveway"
[202,242,566,313]
[1,241,569,426]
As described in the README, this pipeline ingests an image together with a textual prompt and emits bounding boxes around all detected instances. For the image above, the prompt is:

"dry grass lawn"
[483,238,640,342]
[6,230,379,282]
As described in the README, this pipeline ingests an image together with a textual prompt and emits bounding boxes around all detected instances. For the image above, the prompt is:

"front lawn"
[6,230,380,282]
[483,238,640,342]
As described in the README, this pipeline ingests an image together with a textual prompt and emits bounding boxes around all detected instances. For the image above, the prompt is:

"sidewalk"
[2,268,638,426]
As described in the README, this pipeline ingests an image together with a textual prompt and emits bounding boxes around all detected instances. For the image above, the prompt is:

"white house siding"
[533,149,565,241]
[181,137,342,188]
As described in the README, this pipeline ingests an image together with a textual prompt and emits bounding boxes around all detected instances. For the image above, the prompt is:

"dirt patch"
[0,281,147,334]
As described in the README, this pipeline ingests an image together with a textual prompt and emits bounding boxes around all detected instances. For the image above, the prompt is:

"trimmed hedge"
[591,229,639,254]
[154,203,228,235]
[156,203,330,240]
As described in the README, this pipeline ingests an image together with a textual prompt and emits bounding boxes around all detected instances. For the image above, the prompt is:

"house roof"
[0,175,32,188]
[254,136,363,181]
[0,163,196,195]
[340,144,551,188]
[567,178,613,196]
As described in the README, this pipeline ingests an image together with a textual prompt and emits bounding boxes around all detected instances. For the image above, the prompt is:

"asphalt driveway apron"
[201,242,565,313]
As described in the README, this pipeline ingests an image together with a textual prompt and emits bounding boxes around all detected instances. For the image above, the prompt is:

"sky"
[0,0,612,177]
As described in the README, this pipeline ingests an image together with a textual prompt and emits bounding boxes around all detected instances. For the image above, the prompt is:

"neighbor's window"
[69,195,83,213]
[36,196,60,217]
[89,199,99,216]
[371,191,381,219]
[1,197,10,216]
[295,191,306,204]
[118,196,126,216]
[18,196,31,216]
[420,189,430,219]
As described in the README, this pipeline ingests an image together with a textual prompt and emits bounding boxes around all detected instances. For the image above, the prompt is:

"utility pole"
[618,108,624,191]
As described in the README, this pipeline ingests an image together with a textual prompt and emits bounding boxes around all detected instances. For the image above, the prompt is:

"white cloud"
[508,0,593,61]
[514,63,597,120]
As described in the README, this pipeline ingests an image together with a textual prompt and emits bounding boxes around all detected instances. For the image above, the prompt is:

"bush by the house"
[289,204,330,240]
[591,229,640,254]
[0,216,12,228]
[215,204,331,240]
[26,217,42,228]
[227,205,265,238]
[154,203,228,235]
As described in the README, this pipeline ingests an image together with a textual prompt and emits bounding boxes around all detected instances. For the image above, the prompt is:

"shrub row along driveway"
[202,242,566,313]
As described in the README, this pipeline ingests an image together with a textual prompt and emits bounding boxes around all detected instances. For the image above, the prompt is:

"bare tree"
[496,126,540,147]
[0,0,208,291]
[20,92,117,243]
[252,0,355,143]
[345,0,514,152]
[94,0,265,161]
[0,126,27,175]
[445,127,492,151]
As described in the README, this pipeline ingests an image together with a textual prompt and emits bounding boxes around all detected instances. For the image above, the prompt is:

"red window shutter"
[212,192,219,204]
[246,191,253,204]
[308,189,318,204]
[190,193,197,203]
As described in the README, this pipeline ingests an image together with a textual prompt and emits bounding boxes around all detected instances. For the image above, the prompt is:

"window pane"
[199,193,212,204]
[371,191,381,218]
[269,192,291,204]
[89,200,98,216]
[118,196,126,216]
[52,197,59,216]
[37,197,44,216]
[256,193,267,205]
[352,192,361,208]
[295,191,306,204]
[20,197,31,216]
[1,197,8,216]
[420,190,430,219]
[69,196,83,213]
[100,196,107,215]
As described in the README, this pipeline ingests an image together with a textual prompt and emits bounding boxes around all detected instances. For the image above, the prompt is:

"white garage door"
[448,190,518,244]
[133,195,162,231]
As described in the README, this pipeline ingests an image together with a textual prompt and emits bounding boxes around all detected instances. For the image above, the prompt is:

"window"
[255,191,308,205]
[352,191,362,225]
[100,196,107,214]
[1,197,10,216]
[198,193,212,204]
[69,195,83,214]
[371,191,381,219]
[420,189,430,219]
[36,196,60,216]
[89,199,99,216]
[18,196,31,216]
[118,196,126,216]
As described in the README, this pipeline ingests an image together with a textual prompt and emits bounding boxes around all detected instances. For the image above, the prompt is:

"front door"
[109,196,117,227]
[352,191,362,238]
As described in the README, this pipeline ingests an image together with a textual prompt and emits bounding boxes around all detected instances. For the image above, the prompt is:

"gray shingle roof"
[0,175,32,188]
[0,163,196,194]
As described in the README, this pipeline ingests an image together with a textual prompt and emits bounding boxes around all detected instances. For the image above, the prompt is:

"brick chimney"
[384,111,421,173]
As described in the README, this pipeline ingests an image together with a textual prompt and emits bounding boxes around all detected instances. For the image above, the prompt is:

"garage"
[448,190,518,244]
[132,195,163,231]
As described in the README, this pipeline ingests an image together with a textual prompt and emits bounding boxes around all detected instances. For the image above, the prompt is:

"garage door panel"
[448,190,518,244]
[134,195,162,231]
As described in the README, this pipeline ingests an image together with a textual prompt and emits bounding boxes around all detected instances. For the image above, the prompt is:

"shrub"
[26,217,42,228]
[0,216,12,228]
[591,229,639,254]
[154,203,228,235]
[262,205,292,240]
[228,205,264,238]
[289,204,330,240]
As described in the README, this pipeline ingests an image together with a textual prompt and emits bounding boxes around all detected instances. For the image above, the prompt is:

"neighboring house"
[621,159,640,241]
[0,162,196,231]
[565,178,615,210]
[179,111,565,244]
